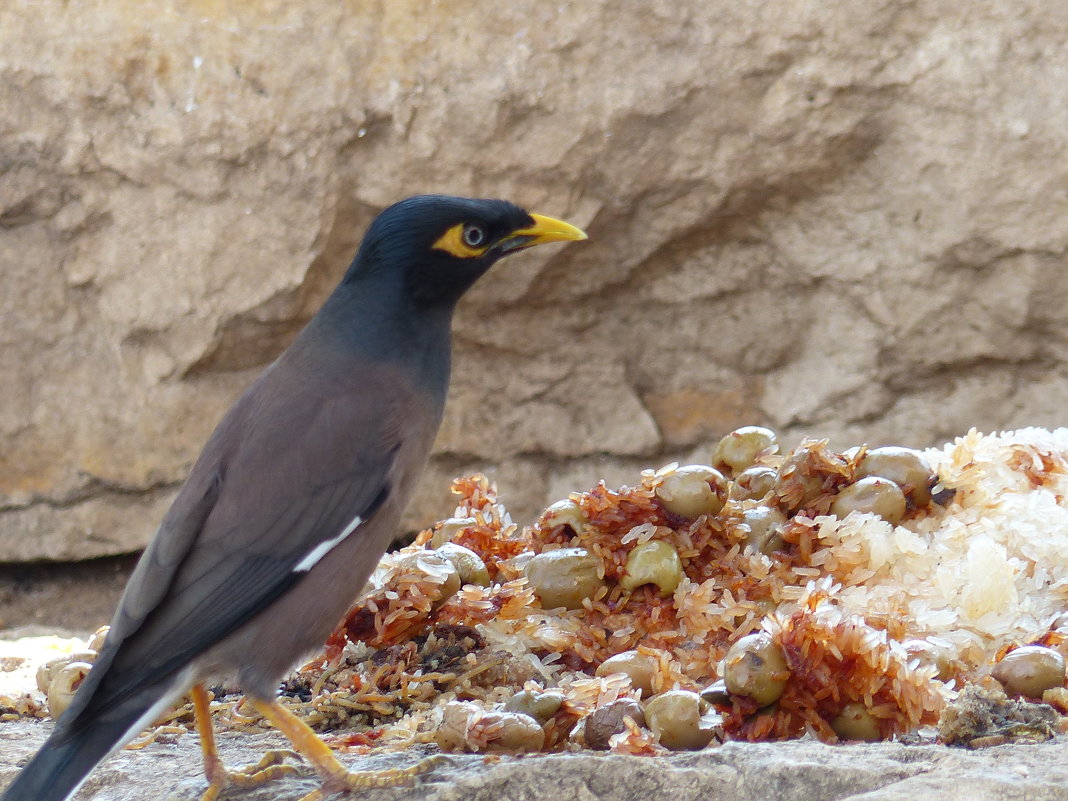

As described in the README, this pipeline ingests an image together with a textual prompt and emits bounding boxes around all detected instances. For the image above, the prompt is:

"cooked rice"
[277,429,1068,750]
[8,428,1068,756]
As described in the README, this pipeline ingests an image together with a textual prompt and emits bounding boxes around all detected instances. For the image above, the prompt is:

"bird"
[1,194,587,801]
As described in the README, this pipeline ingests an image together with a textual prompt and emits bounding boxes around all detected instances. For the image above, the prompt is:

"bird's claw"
[296,753,450,801]
[198,749,305,801]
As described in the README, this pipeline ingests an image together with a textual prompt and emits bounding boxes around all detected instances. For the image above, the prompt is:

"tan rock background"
[2,0,1067,561]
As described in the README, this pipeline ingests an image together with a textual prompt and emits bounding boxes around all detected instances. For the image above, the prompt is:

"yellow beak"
[504,213,588,251]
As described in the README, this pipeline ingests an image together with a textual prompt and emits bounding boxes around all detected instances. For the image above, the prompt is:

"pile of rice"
[282,426,1068,752]
[7,427,1068,755]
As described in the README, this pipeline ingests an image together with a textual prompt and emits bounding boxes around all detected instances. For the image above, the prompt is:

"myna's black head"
[345,195,587,308]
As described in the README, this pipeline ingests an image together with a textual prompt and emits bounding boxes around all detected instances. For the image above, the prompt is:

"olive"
[47,661,92,720]
[430,516,476,549]
[395,551,461,606]
[723,633,790,706]
[435,704,545,753]
[36,652,97,695]
[831,702,881,741]
[712,426,778,476]
[773,451,829,511]
[991,645,1066,698]
[582,698,646,750]
[541,498,588,532]
[504,689,566,723]
[435,702,474,750]
[699,679,731,706]
[35,661,51,695]
[498,550,535,578]
[479,711,546,752]
[739,506,787,554]
[87,626,110,653]
[435,542,491,586]
[855,447,935,507]
[730,466,778,501]
[644,690,718,750]
[619,540,683,596]
[596,650,657,698]
[655,465,728,519]
[902,638,955,681]
[524,548,604,610]
[830,477,907,525]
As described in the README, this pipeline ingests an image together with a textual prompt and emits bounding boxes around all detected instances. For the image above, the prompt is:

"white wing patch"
[293,515,364,573]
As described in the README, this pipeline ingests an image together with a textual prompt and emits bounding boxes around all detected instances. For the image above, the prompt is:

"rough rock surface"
[4,1,1068,559]
[2,719,1068,801]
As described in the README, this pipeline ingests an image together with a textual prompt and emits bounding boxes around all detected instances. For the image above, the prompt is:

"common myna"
[2,195,587,801]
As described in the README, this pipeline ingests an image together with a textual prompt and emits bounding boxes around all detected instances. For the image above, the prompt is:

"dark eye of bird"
[462,223,487,248]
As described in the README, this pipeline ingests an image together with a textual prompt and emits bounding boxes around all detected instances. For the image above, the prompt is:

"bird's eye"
[462,224,487,248]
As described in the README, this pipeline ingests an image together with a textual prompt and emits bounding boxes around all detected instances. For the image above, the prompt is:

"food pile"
[292,426,1068,753]
[10,427,1068,755]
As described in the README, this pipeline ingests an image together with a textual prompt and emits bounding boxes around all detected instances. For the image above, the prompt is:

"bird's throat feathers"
[308,277,453,397]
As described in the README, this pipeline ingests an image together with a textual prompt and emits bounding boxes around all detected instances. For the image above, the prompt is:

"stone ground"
[3,598,1066,800]
[2,718,1067,801]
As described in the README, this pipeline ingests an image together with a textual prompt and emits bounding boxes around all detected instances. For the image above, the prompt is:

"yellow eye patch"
[432,223,490,259]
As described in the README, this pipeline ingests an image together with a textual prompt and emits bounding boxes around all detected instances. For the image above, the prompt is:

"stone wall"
[3,0,1067,560]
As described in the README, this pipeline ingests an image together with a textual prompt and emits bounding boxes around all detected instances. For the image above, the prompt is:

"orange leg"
[247,697,447,801]
[192,684,301,801]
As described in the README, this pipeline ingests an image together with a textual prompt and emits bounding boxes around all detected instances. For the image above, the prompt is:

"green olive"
[723,633,790,706]
[480,711,546,752]
[902,638,955,681]
[524,548,604,610]
[498,550,535,579]
[773,451,828,512]
[582,698,646,750]
[991,646,1067,698]
[596,650,658,698]
[430,516,476,548]
[655,465,728,519]
[35,660,52,695]
[739,506,787,554]
[435,542,491,586]
[47,661,92,720]
[87,626,110,653]
[643,690,718,750]
[712,426,779,476]
[619,540,683,596]
[830,477,907,525]
[504,689,566,723]
[434,702,473,750]
[831,702,881,741]
[855,447,935,507]
[699,679,731,706]
[435,704,545,752]
[730,466,778,501]
[541,498,588,532]
[36,652,97,695]
[395,551,461,606]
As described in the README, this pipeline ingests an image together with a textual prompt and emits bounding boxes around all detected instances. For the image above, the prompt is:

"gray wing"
[59,356,420,733]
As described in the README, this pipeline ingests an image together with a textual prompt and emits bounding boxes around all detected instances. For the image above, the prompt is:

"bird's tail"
[1,685,178,801]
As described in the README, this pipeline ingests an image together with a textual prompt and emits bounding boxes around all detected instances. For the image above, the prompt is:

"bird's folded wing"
[61,461,393,734]
[59,372,410,734]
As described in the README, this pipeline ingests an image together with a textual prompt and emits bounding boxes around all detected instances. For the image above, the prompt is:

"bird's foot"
[198,750,304,801]
[245,697,450,799]
[297,754,451,801]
